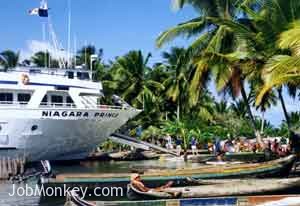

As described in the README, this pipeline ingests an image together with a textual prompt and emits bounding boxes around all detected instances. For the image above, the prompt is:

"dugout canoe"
[127,177,300,200]
[108,151,159,161]
[86,195,300,206]
[65,190,96,206]
[66,189,300,206]
[43,155,296,190]
[188,152,267,163]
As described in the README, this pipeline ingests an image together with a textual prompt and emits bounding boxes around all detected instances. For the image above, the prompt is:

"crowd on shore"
[156,134,291,157]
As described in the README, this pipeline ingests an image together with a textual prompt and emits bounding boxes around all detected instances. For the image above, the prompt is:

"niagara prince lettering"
[41,111,119,119]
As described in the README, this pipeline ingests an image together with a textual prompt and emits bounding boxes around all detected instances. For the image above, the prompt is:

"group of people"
[209,136,291,158]
[164,134,198,156]
[160,133,292,158]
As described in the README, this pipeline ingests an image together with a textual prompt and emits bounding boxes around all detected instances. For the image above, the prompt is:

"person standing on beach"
[191,137,197,155]
[175,137,182,156]
[166,133,173,150]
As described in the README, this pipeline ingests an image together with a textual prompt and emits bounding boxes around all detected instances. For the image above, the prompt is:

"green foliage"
[5,0,300,144]
[0,50,19,68]
[31,51,59,68]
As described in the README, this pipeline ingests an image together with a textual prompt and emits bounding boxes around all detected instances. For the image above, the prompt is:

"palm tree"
[249,85,277,134]
[104,50,164,110]
[255,22,300,103]
[31,51,60,68]
[76,45,103,70]
[206,0,300,136]
[235,1,300,130]
[0,50,19,68]
[156,0,264,143]
[161,47,189,120]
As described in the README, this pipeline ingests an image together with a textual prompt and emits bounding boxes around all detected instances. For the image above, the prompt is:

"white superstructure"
[0,67,140,161]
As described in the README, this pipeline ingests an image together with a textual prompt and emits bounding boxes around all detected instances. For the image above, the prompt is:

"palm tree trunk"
[183,148,188,162]
[240,82,263,146]
[261,111,265,134]
[177,99,180,121]
[277,87,291,128]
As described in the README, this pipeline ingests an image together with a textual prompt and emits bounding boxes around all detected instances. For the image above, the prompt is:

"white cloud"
[20,40,69,61]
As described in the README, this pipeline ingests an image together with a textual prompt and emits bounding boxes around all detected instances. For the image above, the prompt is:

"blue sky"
[0,0,297,126]
[0,0,196,63]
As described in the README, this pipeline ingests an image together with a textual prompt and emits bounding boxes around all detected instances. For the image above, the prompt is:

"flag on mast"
[29,0,48,17]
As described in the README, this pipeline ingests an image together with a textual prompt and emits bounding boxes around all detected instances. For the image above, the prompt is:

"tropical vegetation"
[2,0,300,149]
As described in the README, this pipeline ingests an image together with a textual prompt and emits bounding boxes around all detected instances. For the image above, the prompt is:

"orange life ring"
[21,74,30,85]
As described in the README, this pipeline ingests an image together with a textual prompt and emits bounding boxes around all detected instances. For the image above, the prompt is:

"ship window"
[0,93,13,104]
[66,96,74,104]
[66,71,74,79]
[51,95,63,106]
[77,72,90,80]
[18,93,31,104]
[29,69,41,74]
[66,96,74,107]
[41,95,48,105]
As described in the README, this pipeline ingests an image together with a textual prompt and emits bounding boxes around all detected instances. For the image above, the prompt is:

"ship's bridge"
[0,67,131,110]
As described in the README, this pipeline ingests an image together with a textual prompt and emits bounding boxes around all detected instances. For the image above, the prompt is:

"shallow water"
[0,156,200,206]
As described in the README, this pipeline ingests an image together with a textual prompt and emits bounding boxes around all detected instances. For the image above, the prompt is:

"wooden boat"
[188,152,266,163]
[86,151,110,161]
[65,190,96,206]
[108,150,159,161]
[44,155,296,190]
[68,194,300,206]
[127,177,300,200]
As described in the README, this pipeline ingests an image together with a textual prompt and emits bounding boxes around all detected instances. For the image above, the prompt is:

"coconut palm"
[104,50,164,109]
[76,45,103,70]
[256,21,300,103]
[161,47,190,120]
[31,51,59,68]
[0,50,19,68]
[157,0,265,144]
[249,85,277,134]
[236,1,300,129]
[206,0,300,135]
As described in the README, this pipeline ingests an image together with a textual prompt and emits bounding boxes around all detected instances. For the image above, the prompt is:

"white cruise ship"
[0,67,140,161]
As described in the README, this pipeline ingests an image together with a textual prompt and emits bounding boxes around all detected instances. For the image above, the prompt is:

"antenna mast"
[67,0,72,68]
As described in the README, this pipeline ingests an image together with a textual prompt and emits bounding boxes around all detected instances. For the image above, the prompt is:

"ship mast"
[67,0,72,68]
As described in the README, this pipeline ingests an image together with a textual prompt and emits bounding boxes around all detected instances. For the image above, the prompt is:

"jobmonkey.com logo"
[8,184,124,198]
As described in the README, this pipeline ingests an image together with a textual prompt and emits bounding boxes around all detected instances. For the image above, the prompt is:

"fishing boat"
[188,152,266,163]
[42,155,296,190]
[127,177,300,200]
[108,150,159,161]
[66,189,300,206]
[65,190,96,206]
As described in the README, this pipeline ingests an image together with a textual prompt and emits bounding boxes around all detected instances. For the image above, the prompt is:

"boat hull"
[0,108,140,162]
[127,177,300,200]
[42,155,296,190]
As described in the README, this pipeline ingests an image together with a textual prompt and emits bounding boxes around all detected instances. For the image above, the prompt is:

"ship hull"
[0,108,140,162]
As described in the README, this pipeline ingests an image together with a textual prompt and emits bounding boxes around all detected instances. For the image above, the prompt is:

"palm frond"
[156,18,206,48]
[188,60,208,106]
[278,21,300,55]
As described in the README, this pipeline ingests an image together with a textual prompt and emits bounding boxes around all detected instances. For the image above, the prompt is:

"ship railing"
[39,103,77,108]
[6,68,92,81]
[39,102,127,110]
[0,101,129,110]
[0,101,29,107]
